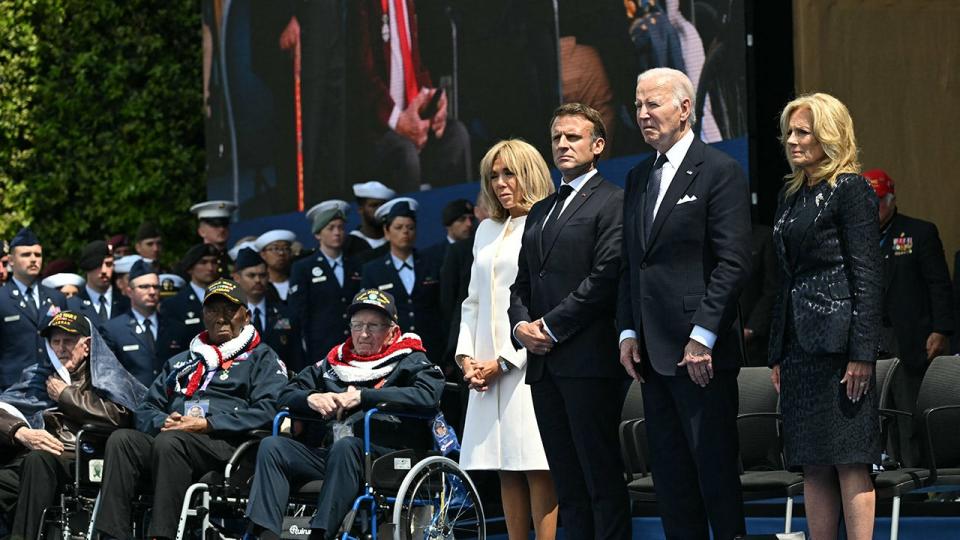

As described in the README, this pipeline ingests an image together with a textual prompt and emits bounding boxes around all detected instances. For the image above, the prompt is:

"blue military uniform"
[361,251,444,363]
[158,284,205,353]
[289,253,363,364]
[102,312,184,387]
[67,287,130,328]
[256,298,305,374]
[0,280,68,389]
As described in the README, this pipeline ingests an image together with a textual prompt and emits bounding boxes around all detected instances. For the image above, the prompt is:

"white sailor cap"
[114,254,144,274]
[190,200,237,220]
[41,273,86,290]
[306,200,351,233]
[374,197,419,224]
[254,230,297,251]
[159,273,186,290]
[352,181,396,201]
[228,240,258,261]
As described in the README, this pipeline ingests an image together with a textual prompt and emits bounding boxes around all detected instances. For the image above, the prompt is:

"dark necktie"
[331,261,343,286]
[541,184,574,250]
[97,296,109,321]
[644,154,669,245]
[24,285,39,321]
[143,319,156,353]
[253,307,264,335]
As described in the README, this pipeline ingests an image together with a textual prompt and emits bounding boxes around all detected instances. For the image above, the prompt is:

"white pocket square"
[676,195,698,205]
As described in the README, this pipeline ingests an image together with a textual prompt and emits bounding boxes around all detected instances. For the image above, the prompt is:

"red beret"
[862,169,895,198]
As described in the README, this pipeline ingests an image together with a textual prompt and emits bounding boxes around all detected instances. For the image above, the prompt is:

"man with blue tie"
[103,260,184,386]
[233,248,304,372]
[361,197,444,364]
[290,200,364,364]
[67,240,130,327]
[0,228,69,390]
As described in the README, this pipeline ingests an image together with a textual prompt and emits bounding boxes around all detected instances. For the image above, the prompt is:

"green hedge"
[0,0,204,268]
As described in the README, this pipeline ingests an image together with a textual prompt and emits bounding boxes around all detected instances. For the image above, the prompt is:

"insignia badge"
[312,267,323,277]
[815,193,824,207]
[135,325,143,334]
[83,299,91,306]
[219,371,229,381]
[19,302,26,308]
[12,290,18,297]
[187,312,194,318]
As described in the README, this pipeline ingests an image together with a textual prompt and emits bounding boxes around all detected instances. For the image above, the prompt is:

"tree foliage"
[0,0,204,267]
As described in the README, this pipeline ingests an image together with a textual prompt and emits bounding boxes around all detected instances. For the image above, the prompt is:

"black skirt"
[779,320,881,469]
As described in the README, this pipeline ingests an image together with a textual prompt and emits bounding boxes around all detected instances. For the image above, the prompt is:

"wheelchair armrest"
[879,407,912,420]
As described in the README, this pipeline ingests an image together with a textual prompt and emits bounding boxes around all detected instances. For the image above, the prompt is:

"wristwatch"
[498,357,511,373]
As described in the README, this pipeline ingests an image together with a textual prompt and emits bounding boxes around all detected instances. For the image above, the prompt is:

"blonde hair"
[479,139,555,222]
[779,92,861,197]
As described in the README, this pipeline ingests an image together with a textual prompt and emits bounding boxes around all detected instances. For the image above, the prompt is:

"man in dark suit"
[103,260,184,386]
[508,103,630,540]
[618,68,751,539]
[232,248,304,373]
[864,169,954,467]
[158,244,221,353]
[67,240,130,327]
[0,228,69,390]
[740,222,780,366]
[291,200,364,365]
[361,198,444,364]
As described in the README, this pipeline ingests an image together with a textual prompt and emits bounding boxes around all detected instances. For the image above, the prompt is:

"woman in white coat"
[456,139,558,540]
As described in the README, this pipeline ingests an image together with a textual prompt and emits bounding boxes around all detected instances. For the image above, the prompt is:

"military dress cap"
[352,181,396,201]
[159,273,186,297]
[179,243,221,273]
[114,254,144,275]
[234,248,265,271]
[41,259,76,279]
[374,197,419,224]
[190,200,237,222]
[77,240,113,272]
[347,288,398,322]
[40,310,91,338]
[136,221,162,241]
[862,169,895,198]
[441,198,475,226]
[254,230,297,250]
[128,259,158,282]
[41,273,86,290]
[306,199,350,234]
[10,228,40,249]
[228,240,257,261]
[203,278,248,306]
[108,234,129,251]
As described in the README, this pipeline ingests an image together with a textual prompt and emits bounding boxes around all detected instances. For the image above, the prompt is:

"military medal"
[381,13,390,43]
[219,370,229,381]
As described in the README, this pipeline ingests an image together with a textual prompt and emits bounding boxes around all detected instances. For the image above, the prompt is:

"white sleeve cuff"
[619,330,637,345]
[690,325,717,349]
[512,321,528,343]
[540,319,558,343]
[388,105,402,130]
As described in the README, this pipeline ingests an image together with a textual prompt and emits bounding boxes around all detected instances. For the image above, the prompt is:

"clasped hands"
[460,357,503,392]
[162,411,210,433]
[307,386,362,420]
[619,337,714,387]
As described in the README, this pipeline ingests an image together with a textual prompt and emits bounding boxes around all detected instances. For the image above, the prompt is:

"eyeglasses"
[349,321,390,333]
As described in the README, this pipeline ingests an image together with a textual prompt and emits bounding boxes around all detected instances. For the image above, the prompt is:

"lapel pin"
[686,170,693,175]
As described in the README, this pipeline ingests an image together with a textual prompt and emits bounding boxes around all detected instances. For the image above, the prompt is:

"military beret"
[136,221,162,241]
[77,240,113,272]
[441,199,475,227]
[179,243,221,273]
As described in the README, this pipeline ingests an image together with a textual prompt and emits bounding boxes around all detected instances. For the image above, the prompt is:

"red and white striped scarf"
[325,329,425,383]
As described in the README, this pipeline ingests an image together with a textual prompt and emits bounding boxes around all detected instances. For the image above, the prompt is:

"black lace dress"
[777,181,881,469]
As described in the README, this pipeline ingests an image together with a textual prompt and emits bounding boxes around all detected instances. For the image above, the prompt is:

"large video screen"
[203,0,748,219]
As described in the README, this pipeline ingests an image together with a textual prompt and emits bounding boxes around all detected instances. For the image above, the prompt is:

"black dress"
[777,181,881,469]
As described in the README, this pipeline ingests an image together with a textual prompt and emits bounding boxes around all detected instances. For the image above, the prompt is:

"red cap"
[862,169,895,198]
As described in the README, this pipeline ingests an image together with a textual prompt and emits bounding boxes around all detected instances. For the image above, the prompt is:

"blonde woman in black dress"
[769,93,882,540]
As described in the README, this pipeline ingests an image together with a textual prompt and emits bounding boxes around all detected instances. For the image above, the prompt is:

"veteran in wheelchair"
[244,288,483,540]
[93,278,288,540]
[0,311,145,540]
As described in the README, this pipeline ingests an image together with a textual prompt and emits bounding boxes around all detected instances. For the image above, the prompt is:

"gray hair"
[637,68,697,125]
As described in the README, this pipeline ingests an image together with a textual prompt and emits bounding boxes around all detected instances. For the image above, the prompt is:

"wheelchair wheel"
[391,456,485,540]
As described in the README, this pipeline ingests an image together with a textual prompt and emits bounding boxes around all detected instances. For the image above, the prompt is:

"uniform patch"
[312,276,327,283]
[378,283,393,290]
[4,315,20,323]
[122,344,140,352]
[892,233,913,256]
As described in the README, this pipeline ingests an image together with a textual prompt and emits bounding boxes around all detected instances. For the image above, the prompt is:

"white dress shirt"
[247,299,267,330]
[131,309,159,341]
[189,281,207,302]
[619,129,718,350]
[391,254,416,295]
[273,280,290,301]
[85,285,114,318]
[12,277,39,309]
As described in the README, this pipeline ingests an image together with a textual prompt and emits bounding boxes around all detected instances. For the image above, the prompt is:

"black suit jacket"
[508,173,625,382]
[768,174,882,365]
[880,212,954,373]
[617,138,752,375]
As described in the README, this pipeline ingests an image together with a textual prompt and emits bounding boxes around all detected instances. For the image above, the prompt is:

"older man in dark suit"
[617,68,752,539]
[508,103,630,540]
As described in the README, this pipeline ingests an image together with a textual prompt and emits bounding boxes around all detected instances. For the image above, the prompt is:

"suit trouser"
[245,436,389,539]
[368,120,471,193]
[95,429,237,540]
[642,369,745,540]
[888,366,924,467]
[0,450,72,540]
[530,370,631,540]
